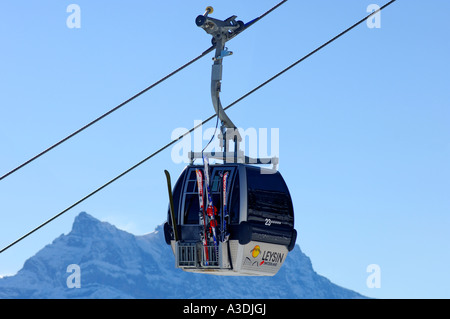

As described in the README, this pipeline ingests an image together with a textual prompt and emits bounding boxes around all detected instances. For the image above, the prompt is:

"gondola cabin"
[164,163,297,276]
[163,5,297,276]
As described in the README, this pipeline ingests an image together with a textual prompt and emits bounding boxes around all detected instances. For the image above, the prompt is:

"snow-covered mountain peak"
[0,212,366,299]
[70,211,116,237]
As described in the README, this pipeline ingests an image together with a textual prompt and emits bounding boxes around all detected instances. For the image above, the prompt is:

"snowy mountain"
[0,212,366,299]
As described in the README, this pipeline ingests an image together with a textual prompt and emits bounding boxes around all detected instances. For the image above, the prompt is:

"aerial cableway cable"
[0,0,396,254]
[0,47,212,182]
[0,0,287,183]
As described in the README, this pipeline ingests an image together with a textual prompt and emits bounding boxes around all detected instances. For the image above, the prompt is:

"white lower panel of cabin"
[171,240,287,276]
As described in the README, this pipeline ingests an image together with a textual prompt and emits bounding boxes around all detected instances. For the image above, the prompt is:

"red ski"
[195,169,209,265]
[203,155,219,260]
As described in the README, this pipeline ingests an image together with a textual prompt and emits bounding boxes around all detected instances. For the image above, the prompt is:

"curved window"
[183,168,202,225]
[246,167,294,228]
[167,168,187,226]
[179,166,238,225]
[229,171,240,224]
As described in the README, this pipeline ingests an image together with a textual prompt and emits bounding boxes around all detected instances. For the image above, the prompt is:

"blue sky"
[0,0,449,298]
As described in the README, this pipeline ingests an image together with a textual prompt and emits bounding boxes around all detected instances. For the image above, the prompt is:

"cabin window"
[183,169,202,224]
[175,166,240,227]
[168,169,186,226]
[229,171,240,224]
[246,167,294,226]
[209,167,236,224]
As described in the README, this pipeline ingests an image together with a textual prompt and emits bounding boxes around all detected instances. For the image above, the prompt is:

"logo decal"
[251,245,261,258]
[243,245,285,269]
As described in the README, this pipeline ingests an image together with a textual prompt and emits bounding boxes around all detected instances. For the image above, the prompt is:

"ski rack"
[176,242,221,269]
[193,2,286,170]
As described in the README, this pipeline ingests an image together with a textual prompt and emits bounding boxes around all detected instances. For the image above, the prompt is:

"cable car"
[163,163,296,276]
[163,6,297,276]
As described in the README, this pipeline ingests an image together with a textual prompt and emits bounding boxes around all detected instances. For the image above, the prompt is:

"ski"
[164,170,179,242]
[195,169,209,265]
[203,155,219,259]
[221,171,230,242]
